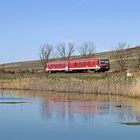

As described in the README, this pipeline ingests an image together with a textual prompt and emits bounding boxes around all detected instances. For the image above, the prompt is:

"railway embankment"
[0,73,139,98]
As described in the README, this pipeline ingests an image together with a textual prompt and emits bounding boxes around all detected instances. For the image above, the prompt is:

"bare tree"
[57,42,75,60]
[0,64,5,73]
[67,42,75,60]
[39,44,53,71]
[78,42,96,58]
[57,43,66,60]
[112,42,130,71]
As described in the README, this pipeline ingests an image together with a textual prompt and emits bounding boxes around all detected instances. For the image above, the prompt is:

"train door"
[65,63,69,72]
[95,60,100,71]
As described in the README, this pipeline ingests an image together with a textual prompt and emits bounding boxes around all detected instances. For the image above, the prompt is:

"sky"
[0,0,140,64]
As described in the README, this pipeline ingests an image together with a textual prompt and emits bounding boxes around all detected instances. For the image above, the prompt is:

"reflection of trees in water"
[40,94,140,122]
[40,98,112,122]
[41,100,53,120]
[5,90,140,122]
[41,99,67,121]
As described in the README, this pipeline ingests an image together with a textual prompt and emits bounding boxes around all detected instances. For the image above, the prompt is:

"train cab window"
[100,59,109,64]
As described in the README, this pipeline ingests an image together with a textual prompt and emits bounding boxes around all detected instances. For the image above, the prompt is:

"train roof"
[47,58,108,64]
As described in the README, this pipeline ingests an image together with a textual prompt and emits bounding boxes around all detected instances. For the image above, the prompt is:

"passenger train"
[46,58,110,73]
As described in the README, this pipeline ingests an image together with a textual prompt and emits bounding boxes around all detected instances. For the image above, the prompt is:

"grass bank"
[0,73,139,98]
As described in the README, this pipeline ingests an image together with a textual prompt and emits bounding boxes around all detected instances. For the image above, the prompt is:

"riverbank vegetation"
[0,72,139,98]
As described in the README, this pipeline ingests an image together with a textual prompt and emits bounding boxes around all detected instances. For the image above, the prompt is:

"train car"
[46,58,110,73]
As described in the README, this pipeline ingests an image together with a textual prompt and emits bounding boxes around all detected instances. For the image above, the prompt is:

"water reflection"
[6,90,140,123]
[1,90,140,140]
[40,94,140,123]
[0,90,28,104]
[0,101,27,104]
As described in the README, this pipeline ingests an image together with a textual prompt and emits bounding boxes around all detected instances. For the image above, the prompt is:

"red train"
[46,58,110,73]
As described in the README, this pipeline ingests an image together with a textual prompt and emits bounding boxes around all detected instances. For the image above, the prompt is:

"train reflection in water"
[39,93,140,123]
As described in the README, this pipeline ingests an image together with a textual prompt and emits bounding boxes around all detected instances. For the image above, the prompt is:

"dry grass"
[131,78,140,97]
[0,74,139,98]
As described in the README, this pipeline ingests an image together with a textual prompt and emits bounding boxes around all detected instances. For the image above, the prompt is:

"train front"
[100,58,110,72]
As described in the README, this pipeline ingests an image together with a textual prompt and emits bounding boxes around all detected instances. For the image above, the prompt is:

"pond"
[0,90,140,140]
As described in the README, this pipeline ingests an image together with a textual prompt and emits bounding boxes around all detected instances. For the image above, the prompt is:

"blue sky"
[0,0,140,64]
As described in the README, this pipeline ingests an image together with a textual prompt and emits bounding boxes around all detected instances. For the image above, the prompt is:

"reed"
[0,75,139,97]
[131,78,140,97]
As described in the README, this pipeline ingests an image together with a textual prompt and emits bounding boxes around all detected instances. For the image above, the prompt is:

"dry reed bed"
[0,76,139,97]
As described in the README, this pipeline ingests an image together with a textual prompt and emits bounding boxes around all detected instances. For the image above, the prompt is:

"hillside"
[0,46,140,73]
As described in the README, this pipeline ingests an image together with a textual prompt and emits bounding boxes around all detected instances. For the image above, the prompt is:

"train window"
[60,64,64,67]
[91,61,95,65]
[75,63,78,66]
[71,63,75,66]
[84,62,90,65]
[78,62,83,66]
[75,62,89,66]
[69,63,72,66]
[84,62,87,65]
[100,60,109,64]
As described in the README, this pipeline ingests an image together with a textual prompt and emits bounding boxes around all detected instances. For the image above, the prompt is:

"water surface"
[0,90,140,140]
